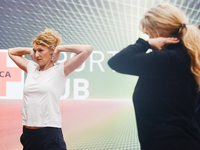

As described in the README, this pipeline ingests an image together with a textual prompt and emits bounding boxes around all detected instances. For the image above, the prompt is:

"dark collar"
[166,42,181,49]
[165,41,185,51]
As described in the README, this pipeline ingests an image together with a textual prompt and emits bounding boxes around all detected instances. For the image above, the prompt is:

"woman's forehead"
[33,44,47,50]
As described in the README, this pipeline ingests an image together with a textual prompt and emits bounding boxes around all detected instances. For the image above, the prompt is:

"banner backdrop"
[1,0,200,150]
[0,50,24,99]
[1,0,200,100]
[0,49,138,100]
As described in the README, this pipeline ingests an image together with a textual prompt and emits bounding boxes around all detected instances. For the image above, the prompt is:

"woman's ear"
[198,24,200,30]
[49,46,55,54]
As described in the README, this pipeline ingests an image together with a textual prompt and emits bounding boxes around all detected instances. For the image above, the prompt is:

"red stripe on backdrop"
[0,52,21,96]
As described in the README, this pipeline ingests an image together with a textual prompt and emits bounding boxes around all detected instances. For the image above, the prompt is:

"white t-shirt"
[21,61,67,128]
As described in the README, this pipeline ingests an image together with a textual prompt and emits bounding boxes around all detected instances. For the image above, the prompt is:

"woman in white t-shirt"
[8,29,93,150]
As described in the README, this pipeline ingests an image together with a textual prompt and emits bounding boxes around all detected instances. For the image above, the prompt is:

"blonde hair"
[140,3,200,89]
[32,29,62,48]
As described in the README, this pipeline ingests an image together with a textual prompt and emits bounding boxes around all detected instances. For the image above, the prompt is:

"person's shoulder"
[28,61,37,65]
[163,43,190,64]
[52,62,67,78]
[53,62,64,69]
[27,61,39,71]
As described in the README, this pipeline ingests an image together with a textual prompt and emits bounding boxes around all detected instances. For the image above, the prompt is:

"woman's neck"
[39,61,54,71]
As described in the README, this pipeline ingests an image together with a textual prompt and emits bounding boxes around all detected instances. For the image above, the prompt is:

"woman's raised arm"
[8,47,32,73]
[52,45,93,77]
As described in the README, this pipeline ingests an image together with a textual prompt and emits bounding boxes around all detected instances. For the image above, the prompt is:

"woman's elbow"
[108,57,118,71]
[86,45,93,54]
[8,48,14,57]
[108,57,127,74]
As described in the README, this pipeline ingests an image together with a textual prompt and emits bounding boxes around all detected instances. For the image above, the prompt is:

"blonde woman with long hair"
[108,3,200,150]
[8,29,93,150]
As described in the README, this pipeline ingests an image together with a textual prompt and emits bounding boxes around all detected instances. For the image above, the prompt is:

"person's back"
[195,94,200,129]
[195,24,200,130]
[132,42,200,150]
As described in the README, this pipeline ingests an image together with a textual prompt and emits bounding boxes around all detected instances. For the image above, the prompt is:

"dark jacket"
[195,94,200,128]
[108,38,200,150]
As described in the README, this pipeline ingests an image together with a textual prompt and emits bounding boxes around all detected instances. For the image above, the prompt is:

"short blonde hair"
[32,29,62,48]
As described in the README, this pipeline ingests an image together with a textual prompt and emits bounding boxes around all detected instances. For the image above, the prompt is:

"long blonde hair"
[32,29,62,48]
[140,3,200,89]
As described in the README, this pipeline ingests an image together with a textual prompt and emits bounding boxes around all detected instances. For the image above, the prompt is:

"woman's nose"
[34,51,39,58]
